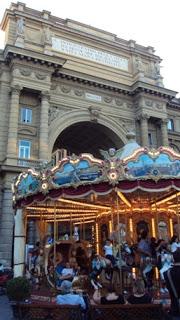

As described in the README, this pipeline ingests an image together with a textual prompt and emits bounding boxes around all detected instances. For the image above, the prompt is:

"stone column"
[0,80,10,162]
[140,114,149,147]
[14,209,26,277]
[0,187,14,267]
[161,119,169,146]
[6,85,21,161]
[39,91,50,161]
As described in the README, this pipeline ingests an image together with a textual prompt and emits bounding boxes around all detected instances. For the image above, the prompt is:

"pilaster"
[6,85,22,162]
[161,119,169,146]
[39,91,50,161]
[139,114,149,147]
[14,208,26,277]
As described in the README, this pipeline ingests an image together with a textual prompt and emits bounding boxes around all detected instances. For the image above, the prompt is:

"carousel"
[12,133,180,289]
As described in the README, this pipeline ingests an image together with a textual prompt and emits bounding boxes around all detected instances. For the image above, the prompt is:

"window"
[20,107,32,123]
[148,132,153,146]
[167,119,174,131]
[19,140,31,158]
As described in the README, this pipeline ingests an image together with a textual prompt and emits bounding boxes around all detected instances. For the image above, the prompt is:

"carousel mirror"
[158,221,168,240]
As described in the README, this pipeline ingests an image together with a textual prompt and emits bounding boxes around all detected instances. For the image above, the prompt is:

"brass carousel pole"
[116,194,123,295]
[70,212,72,240]
[176,192,180,240]
[53,201,57,267]
[155,196,159,239]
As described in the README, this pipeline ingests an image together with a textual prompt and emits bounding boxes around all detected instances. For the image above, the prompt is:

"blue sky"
[0,0,179,96]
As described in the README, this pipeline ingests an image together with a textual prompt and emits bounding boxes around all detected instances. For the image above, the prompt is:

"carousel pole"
[53,202,57,267]
[155,196,159,239]
[83,215,85,240]
[70,212,72,240]
[116,194,123,295]
[176,193,180,240]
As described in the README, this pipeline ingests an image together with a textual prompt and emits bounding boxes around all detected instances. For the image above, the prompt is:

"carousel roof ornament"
[12,133,180,207]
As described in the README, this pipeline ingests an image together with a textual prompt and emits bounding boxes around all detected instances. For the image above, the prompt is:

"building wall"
[0,2,180,266]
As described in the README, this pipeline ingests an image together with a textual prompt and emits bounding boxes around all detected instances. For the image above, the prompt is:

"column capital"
[161,118,169,125]
[10,84,22,95]
[41,90,50,101]
[136,113,150,121]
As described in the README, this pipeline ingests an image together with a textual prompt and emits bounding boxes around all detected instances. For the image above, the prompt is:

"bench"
[90,303,165,320]
[12,302,83,320]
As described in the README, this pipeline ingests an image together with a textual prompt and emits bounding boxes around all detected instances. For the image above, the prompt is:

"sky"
[0,0,180,97]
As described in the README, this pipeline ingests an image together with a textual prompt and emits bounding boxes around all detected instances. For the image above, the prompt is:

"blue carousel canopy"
[12,145,180,207]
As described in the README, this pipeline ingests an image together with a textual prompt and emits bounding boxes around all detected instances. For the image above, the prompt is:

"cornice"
[54,70,177,100]
[3,45,66,69]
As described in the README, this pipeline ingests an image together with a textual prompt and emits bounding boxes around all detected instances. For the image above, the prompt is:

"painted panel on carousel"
[14,172,40,197]
[124,147,180,179]
[52,155,103,186]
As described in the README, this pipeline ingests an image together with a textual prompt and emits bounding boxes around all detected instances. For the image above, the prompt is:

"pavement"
[0,294,14,320]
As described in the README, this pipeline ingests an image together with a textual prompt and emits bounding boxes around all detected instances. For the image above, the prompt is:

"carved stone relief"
[88,105,101,122]
[74,89,84,97]
[18,127,37,136]
[104,96,113,103]
[35,72,47,80]
[19,68,32,77]
[145,99,153,107]
[115,99,123,106]
[61,85,71,93]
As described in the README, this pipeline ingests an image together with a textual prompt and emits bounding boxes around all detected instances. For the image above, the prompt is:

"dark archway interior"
[53,121,124,158]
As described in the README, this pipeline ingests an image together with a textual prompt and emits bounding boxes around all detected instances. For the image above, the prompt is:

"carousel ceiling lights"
[151,191,180,207]
[58,198,111,210]
[117,191,131,208]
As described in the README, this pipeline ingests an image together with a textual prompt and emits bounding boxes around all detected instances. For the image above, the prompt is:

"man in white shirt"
[56,280,86,310]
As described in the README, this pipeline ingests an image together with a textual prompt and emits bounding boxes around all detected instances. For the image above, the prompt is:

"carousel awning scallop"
[12,142,180,208]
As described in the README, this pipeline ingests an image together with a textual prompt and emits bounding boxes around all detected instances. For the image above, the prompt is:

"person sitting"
[90,254,105,289]
[56,262,75,288]
[164,248,180,320]
[170,235,180,253]
[56,280,86,310]
[127,278,152,304]
[103,239,116,266]
[93,284,125,305]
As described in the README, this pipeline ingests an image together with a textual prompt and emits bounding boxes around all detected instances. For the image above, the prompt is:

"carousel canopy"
[12,135,180,209]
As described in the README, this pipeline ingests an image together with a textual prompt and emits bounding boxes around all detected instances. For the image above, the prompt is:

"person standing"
[164,249,180,320]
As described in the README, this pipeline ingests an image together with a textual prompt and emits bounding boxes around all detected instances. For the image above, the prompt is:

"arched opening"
[53,121,124,158]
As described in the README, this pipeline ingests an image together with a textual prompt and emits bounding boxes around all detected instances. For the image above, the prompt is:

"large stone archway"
[49,110,127,158]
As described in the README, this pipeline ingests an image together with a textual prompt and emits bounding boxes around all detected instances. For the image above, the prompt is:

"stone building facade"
[0,2,180,267]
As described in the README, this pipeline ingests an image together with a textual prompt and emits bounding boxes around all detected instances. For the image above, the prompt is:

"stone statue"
[43,27,52,44]
[17,17,24,36]
[154,61,161,76]
[135,56,144,72]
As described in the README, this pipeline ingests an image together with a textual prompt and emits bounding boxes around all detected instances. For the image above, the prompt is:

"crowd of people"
[25,232,180,320]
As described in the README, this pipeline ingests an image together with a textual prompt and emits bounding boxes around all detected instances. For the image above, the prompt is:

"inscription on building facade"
[52,37,129,71]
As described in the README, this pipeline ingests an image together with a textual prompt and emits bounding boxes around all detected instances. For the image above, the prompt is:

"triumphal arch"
[0,2,180,267]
